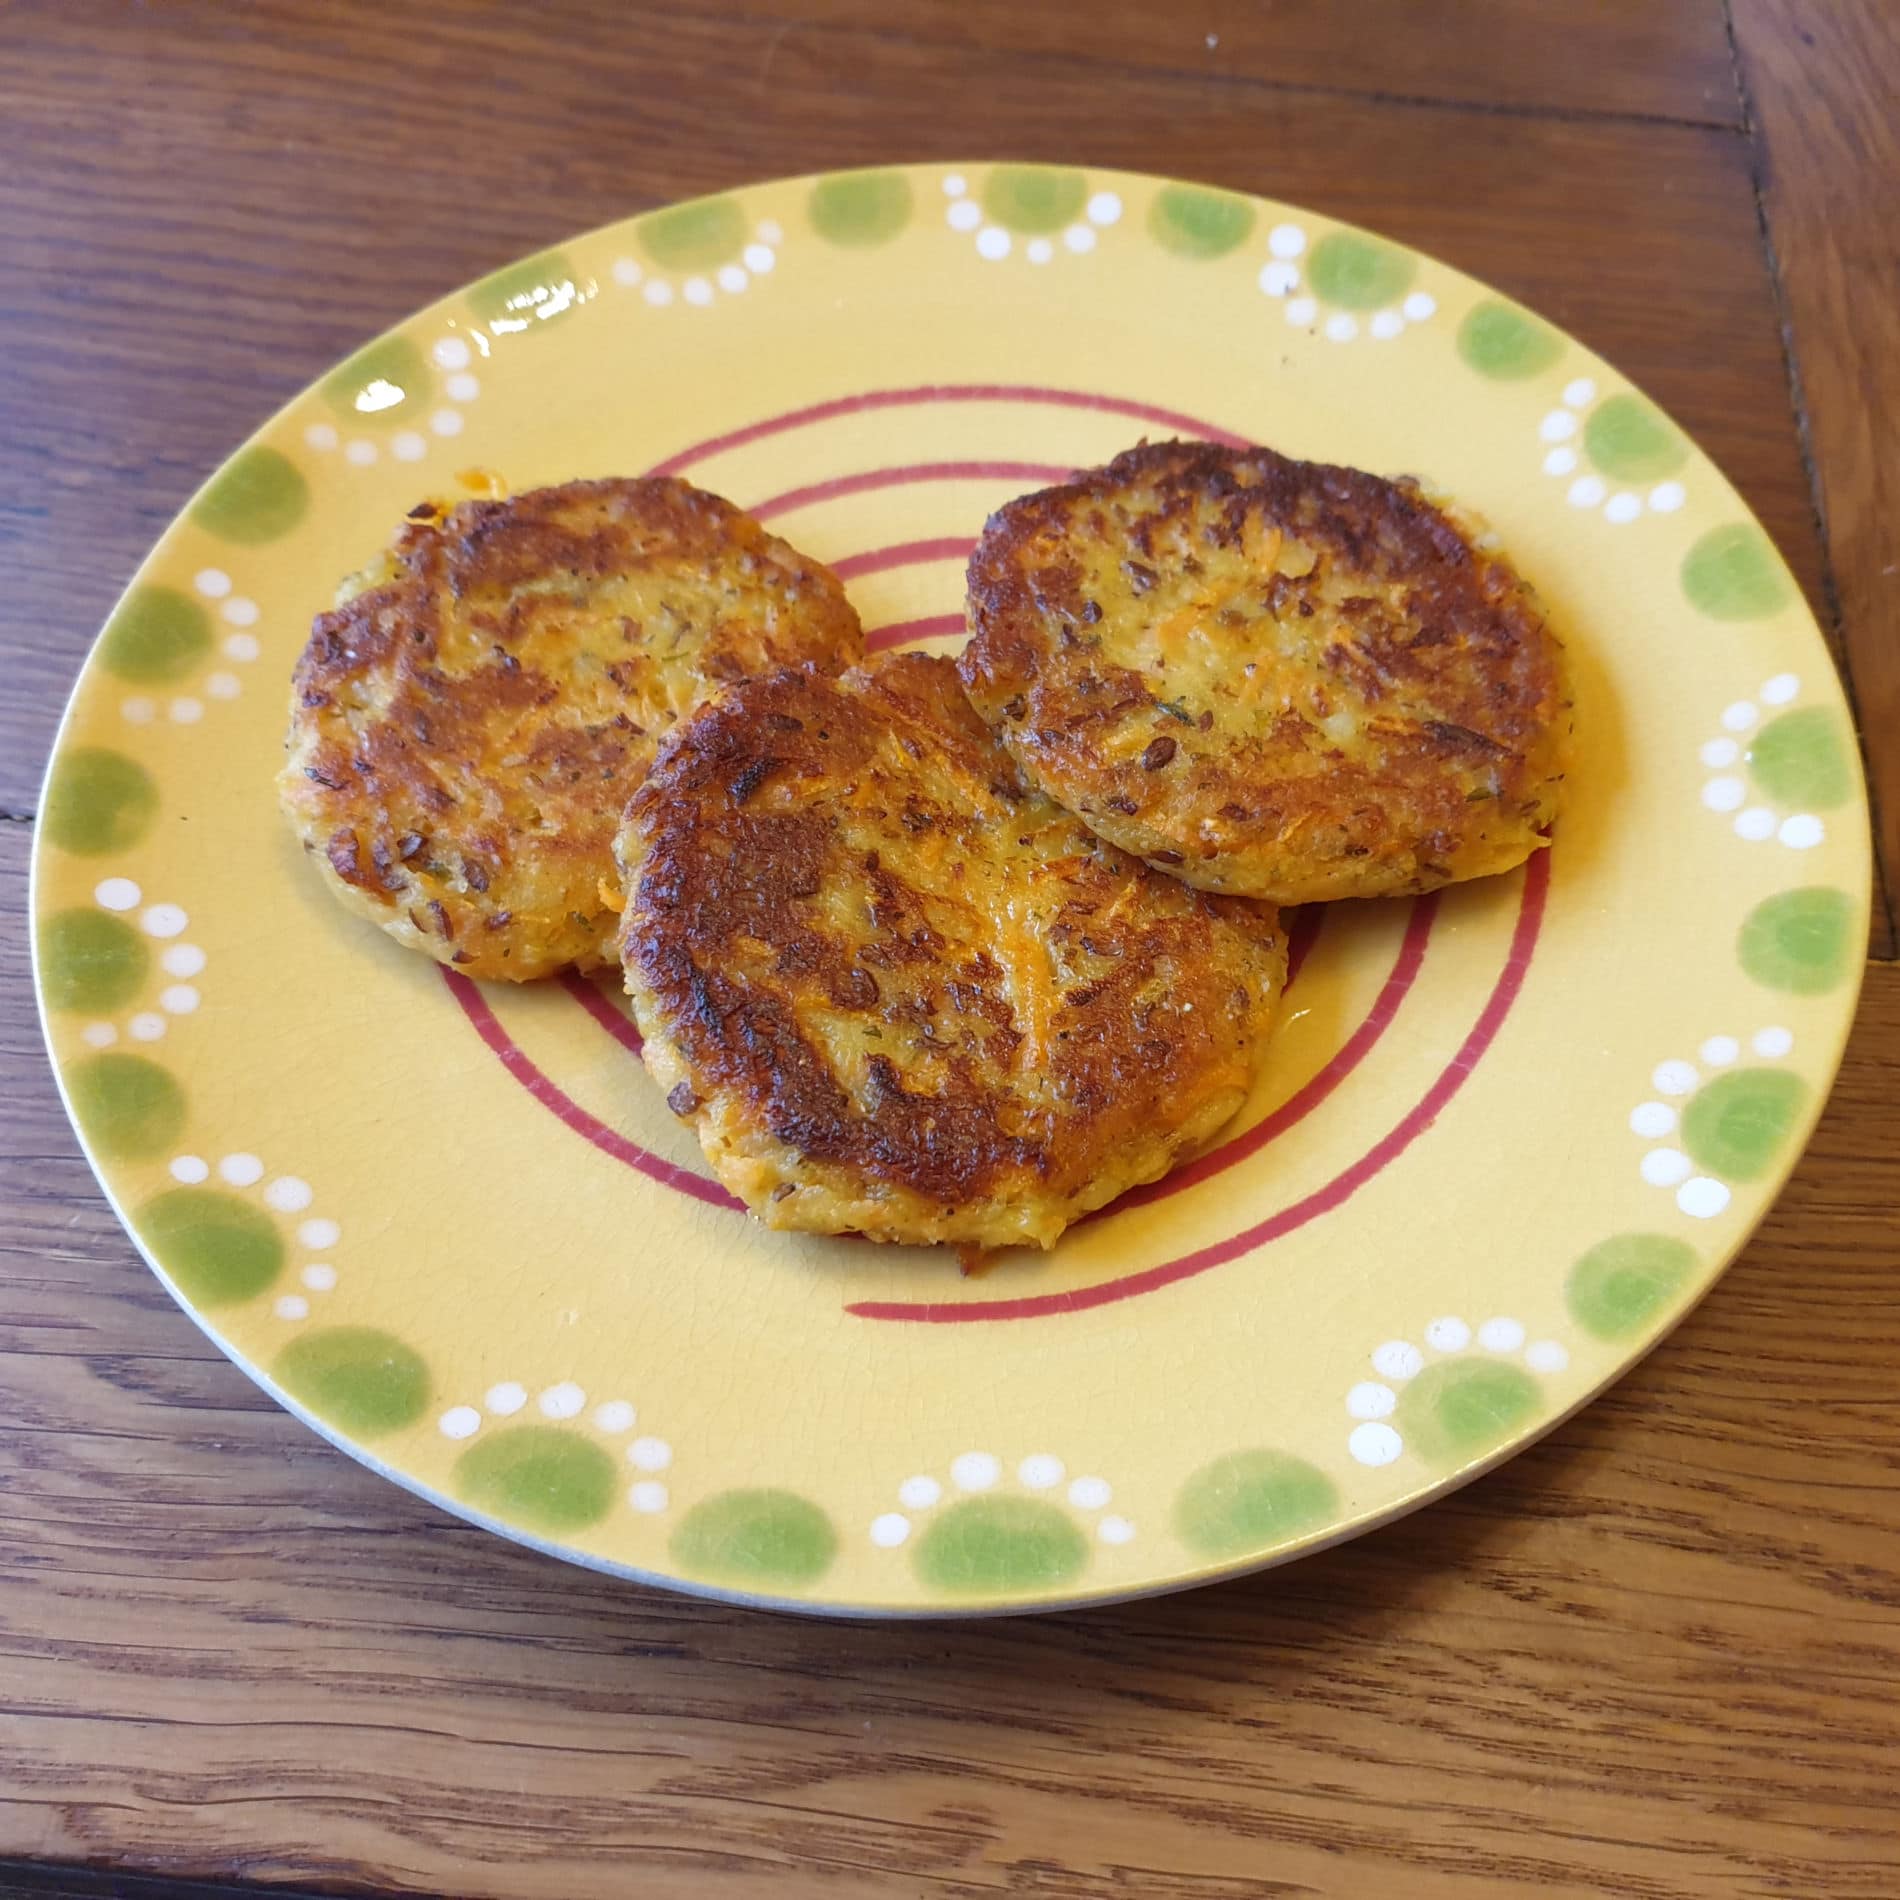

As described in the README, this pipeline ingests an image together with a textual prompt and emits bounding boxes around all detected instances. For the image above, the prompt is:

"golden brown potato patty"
[616,652,1287,1250]
[959,441,1572,903]
[279,477,863,980]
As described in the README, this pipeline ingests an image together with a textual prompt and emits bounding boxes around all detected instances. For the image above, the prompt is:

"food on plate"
[278,477,863,981]
[959,440,1572,904]
[615,651,1288,1250]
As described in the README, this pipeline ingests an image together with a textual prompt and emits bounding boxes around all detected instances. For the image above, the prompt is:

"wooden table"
[3,5,1897,1895]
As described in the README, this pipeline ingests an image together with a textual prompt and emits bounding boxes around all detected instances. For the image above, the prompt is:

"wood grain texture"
[1730,0,1900,955]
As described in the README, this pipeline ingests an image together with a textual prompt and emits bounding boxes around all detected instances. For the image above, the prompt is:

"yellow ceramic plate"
[33,166,1870,1615]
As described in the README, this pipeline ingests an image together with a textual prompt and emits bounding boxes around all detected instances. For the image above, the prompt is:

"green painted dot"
[1582,392,1686,484]
[980,165,1088,235]
[1308,231,1415,310]
[40,908,149,1013]
[638,198,747,272]
[1457,299,1564,379]
[911,1496,1088,1595]
[455,1425,615,1535]
[1567,1233,1696,1341]
[1738,886,1856,994]
[469,250,583,335]
[671,1488,838,1589]
[1682,524,1791,621]
[98,587,212,684]
[190,445,309,545]
[1748,706,1852,809]
[809,171,913,247]
[1148,184,1255,259]
[43,748,159,857]
[276,1327,430,1438]
[1173,1450,1338,1559]
[1680,1067,1806,1182]
[321,332,432,428]
[67,1053,184,1161]
[138,1187,282,1305]
[1396,1359,1540,1464]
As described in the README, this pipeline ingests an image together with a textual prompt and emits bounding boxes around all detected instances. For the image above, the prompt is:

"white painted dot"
[1525,1340,1569,1374]
[1678,1177,1732,1219]
[1568,475,1607,509]
[303,421,339,451]
[1700,1036,1740,1067]
[1478,1316,1526,1352]
[628,1436,672,1471]
[1097,1514,1136,1545]
[1268,223,1306,259]
[169,1154,209,1184]
[1349,1422,1403,1466]
[611,257,643,287]
[301,1264,337,1292]
[1371,1340,1424,1382]
[755,218,782,244]
[1539,410,1577,443]
[1018,1454,1064,1489]
[1346,1381,1396,1420]
[298,1218,339,1250]
[206,671,241,700]
[391,430,427,462]
[643,279,675,306]
[593,1400,635,1434]
[1425,1316,1470,1352]
[1086,191,1123,226]
[431,408,465,438]
[1648,481,1686,513]
[941,173,967,197]
[1652,1060,1699,1096]
[1541,447,1578,478]
[224,632,260,661]
[1563,377,1598,409]
[193,567,232,599]
[1760,673,1800,705]
[1700,737,1740,768]
[1285,295,1318,326]
[742,243,775,273]
[1702,776,1745,812]
[1604,492,1642,524]
[1257,261,1299,296]
[1063,223,1097,254]
[897,1475,941,1510]
[629,1480,669,1514]
[1324,313,1359,343]
[1402,291,1437,322]
[1778,814,1825,849]
[159,983,199,1015]
[439,1406,481,1440]
[220,595,259,628]
[432,336,472,370]
[1722,700,1759,732]
[121,697,155,724]
[344,439,378,467]
[485,1382,526,1416]
[952,1451,1001,1491]
[716,264,749,292]
[1025,237,1053,265]
[1067,1475,1111,1510]
[168,697,203,725]
[80,1021,117,1047]
[141,907,187,944]
[539,1381,585,1420]
[274,1295,309,1321]
[128,1012,165,1042]
[1753,1026,1794,1058]
[264,1175,312,1211]
[218,1152,263,1186]
[682,276,713,305]
[1630,1101,1677,1138]
[1735,807,1777,841]
[975,226,1011,260]
[870,1512,911,1548]
[947,199,982,231]
[1369,309,1404,340]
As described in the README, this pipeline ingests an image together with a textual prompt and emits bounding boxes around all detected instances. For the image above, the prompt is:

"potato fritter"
[959,442,1572,903]
[279,478,863,980]
[616,652,1287,1250]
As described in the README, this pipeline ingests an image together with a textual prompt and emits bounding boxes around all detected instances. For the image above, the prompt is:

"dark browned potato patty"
[616,652,1288,1250]
[959,441,1572,903]
[279,477,863,980]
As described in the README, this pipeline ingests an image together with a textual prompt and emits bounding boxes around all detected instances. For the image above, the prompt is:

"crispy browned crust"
[278,478,863,980]
[959,441,1573,903]
[616,651,1287,1249]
